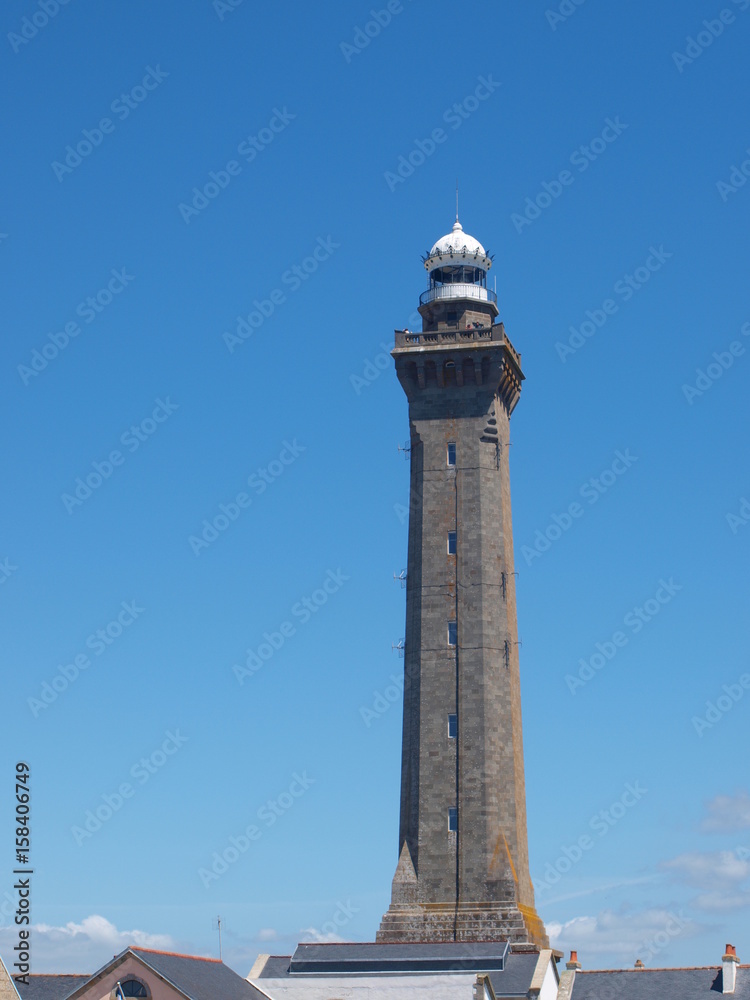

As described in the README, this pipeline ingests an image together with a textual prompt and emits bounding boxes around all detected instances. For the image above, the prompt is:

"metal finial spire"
[456,180,459,222]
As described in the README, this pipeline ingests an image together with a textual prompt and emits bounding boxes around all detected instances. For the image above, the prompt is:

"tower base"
[376,901,549,947]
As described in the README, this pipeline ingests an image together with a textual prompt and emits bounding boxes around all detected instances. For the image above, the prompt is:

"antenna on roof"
[215,915,223,961]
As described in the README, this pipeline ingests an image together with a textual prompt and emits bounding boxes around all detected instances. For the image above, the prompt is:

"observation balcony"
[393,322,522,370]
[419,283,497,307]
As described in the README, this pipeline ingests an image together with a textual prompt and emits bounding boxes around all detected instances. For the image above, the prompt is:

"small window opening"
[448,714,457,739]
[447,442,456,466]
[447,621,457,646]
[447,531,457,555]
[448,807,458,832]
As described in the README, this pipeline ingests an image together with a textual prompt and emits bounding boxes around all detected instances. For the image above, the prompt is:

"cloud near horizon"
[0,915,176,973]
[701,791,750,834]
[547,907,698,967]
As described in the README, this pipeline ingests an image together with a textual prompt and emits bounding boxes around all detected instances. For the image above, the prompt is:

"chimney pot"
[723,944,739,994]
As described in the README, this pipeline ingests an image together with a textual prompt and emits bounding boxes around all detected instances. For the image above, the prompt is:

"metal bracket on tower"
[394,569,407,588]
[392,639,406,657]
[397,441,411,459]
[504,637,522,669]
[500,571,519,600]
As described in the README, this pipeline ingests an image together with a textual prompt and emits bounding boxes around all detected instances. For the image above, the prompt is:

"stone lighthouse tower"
[377,219,547,948]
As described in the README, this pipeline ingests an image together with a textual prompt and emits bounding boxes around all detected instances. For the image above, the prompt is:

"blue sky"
[2,0,749,976]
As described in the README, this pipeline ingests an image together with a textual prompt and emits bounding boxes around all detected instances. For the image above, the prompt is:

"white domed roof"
[430,220,486,257]
[424,219,492,273]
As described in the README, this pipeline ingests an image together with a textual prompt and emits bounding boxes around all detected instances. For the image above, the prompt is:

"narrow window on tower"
[447,530,457,555]
[447,621,457,646]
[448,807,458,832]
[448,714,457,739]
[447,442,456,467]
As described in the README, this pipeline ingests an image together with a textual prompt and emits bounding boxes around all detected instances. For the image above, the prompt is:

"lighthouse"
[377,219,547,947]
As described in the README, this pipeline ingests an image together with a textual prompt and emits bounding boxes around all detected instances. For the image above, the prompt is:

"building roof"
[430,221,486,258]
[255,957,294,979]
[130,948,266,1000]
[487,952,543,996]
[13,977,89,1000]
[571,965,750,1000]
[286,941,511,975]
[32,947,264,1000]
[249,942,545,1000]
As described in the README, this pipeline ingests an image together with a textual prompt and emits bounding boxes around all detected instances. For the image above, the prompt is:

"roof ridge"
[295,941,513,947]
[579,966,724,973]
[130,947,220,963]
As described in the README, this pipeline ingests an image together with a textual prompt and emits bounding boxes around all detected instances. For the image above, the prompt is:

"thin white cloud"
[693,891,750,912]
[548,907,697,967]
[257,928,278,941]
[701,791,750,833]
[0,915,175,973]
[662,851,750,890]
[541,875,660,906]
[299,926,345,943]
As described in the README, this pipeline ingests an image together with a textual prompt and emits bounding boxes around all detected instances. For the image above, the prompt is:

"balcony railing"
[393,323,522,369]
[419,283,497,306]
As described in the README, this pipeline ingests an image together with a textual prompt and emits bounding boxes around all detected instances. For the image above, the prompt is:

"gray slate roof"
[256,957,293,979]
[131,949,266,1000]
[287,941,511,975]
[488,953,542,996]
[572,966,750,1000]
[14,978,89,1000]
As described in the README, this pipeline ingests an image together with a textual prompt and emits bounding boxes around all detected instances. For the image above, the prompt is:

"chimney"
[723,944,739,994]
[566,951,581,971]
[634,960,645,970]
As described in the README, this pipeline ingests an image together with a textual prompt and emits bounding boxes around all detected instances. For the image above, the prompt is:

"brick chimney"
[566,951,581,971]
[723,944,739,994]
